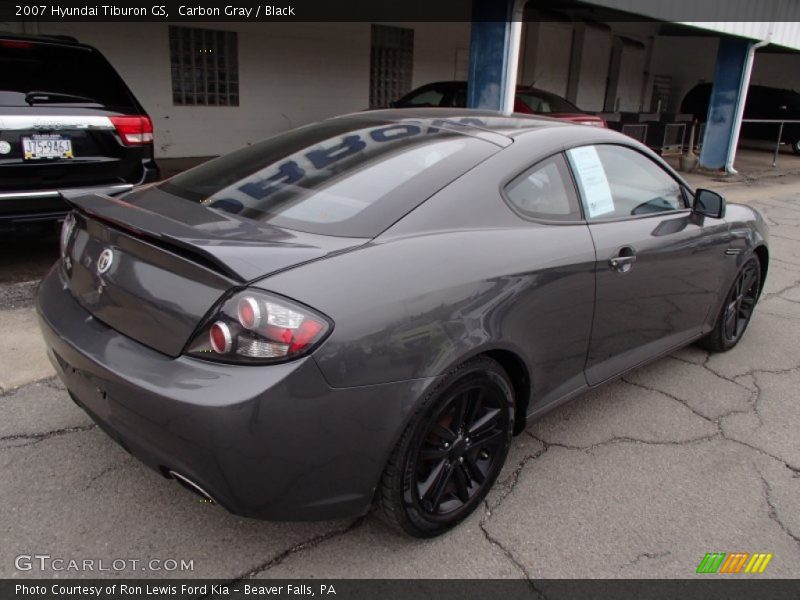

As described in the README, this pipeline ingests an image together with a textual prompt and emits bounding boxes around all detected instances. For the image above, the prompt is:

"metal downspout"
[725,39,769,174]
[501,0,526,114]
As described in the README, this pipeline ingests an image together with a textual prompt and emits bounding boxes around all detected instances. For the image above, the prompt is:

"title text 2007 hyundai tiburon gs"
[38,109,768,537]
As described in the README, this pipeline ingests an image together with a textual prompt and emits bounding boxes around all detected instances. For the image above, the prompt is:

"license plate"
[21,134,73,160]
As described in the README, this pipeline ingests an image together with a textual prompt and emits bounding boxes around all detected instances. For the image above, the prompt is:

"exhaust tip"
[167,470,216,504]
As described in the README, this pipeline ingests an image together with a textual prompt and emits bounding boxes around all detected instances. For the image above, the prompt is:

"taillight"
[185,289,332,364]
[209,322,232,354]
[109,115,154,145]
[1,40,35,49]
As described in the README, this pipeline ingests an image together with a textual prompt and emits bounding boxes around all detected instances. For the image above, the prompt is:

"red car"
[391,81,607,127]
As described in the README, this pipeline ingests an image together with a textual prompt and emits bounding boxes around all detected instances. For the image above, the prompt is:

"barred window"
[369,25,414,109]
[169,26,238,106]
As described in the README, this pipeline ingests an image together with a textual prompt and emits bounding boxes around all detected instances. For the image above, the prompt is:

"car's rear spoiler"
[66,193,246,281]
[64,192,368,282]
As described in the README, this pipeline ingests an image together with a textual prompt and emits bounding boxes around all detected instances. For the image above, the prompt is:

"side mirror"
[693,188,726,219]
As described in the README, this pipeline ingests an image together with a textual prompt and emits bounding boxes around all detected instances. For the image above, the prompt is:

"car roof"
[0,32,103,57]
[0,32,84,47]
[345,109,659,169]
[338,108,572,146]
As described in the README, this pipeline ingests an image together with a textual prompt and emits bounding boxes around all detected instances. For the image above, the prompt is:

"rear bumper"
[36,265,432,520]
[0,161,159,227]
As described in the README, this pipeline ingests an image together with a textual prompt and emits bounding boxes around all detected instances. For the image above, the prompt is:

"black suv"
[681,82,800,155]
[0,34,159,230]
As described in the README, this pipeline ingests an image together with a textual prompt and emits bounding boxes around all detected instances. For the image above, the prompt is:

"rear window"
[160,117,499,237]
[0,40,137,109]
[517,90,580,114]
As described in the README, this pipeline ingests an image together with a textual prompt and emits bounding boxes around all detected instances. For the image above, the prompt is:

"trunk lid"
[62,190,367,356]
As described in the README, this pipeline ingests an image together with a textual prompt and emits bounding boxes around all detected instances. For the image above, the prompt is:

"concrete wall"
[0,20,469,158]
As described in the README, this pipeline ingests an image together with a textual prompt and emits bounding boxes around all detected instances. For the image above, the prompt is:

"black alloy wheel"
[376,356,514,537]
[700,256,762,352]
[722,259,760,343]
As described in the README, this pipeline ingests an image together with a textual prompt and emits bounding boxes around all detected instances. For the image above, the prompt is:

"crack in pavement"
[487,446,548,512]
[0,423,96,447]
[0,376,63,398]
[767,233,800,244]
[667,345,800,468]
[762,279,800,300]
[223,516,367,583]
[621,550,671,568]
[477,430,719,587]
[478,501,547,598]
[770,257,800,271]
[757,468,800,547]
[728,438,800,476]
[83,464,123,491]
[620,377,748,423]
[479,501,532,578]
[475,442,553,588]
[42,377,65,392]
[616,370,800,474]
[526,430,721,453]
[758,309,800,320]
[774,294,800,305]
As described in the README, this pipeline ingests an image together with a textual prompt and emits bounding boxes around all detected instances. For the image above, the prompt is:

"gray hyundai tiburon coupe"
[38,109,768,537]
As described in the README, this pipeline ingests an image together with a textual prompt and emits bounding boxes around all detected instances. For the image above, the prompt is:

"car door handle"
[610,255,636,267]
[609,248,637,272]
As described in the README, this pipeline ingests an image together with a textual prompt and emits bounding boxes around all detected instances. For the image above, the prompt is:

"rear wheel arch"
[433,347,531,435]
[406,347,531,436]
[484,349,531,434]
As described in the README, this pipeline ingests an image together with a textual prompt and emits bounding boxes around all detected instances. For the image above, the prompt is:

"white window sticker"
[567,146,614,218]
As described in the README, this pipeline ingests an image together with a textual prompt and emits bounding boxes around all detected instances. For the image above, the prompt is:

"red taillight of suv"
[1,40,35,50]
[110,115,154,145]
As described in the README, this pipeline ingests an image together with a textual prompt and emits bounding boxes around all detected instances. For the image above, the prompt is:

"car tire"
[375,356,515,538]
[792,139,800,156]
[699,256,761,352]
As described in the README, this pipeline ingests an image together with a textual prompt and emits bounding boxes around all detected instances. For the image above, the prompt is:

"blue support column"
[699,37,753,170]
[467,0,516,110]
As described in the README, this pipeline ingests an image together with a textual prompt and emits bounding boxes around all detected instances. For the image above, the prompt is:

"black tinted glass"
[161,117,499,237]
[0,41,137,109]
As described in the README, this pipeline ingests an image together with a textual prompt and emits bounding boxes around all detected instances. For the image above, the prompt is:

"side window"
[566,145,686,220]
[504,154,582,221]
